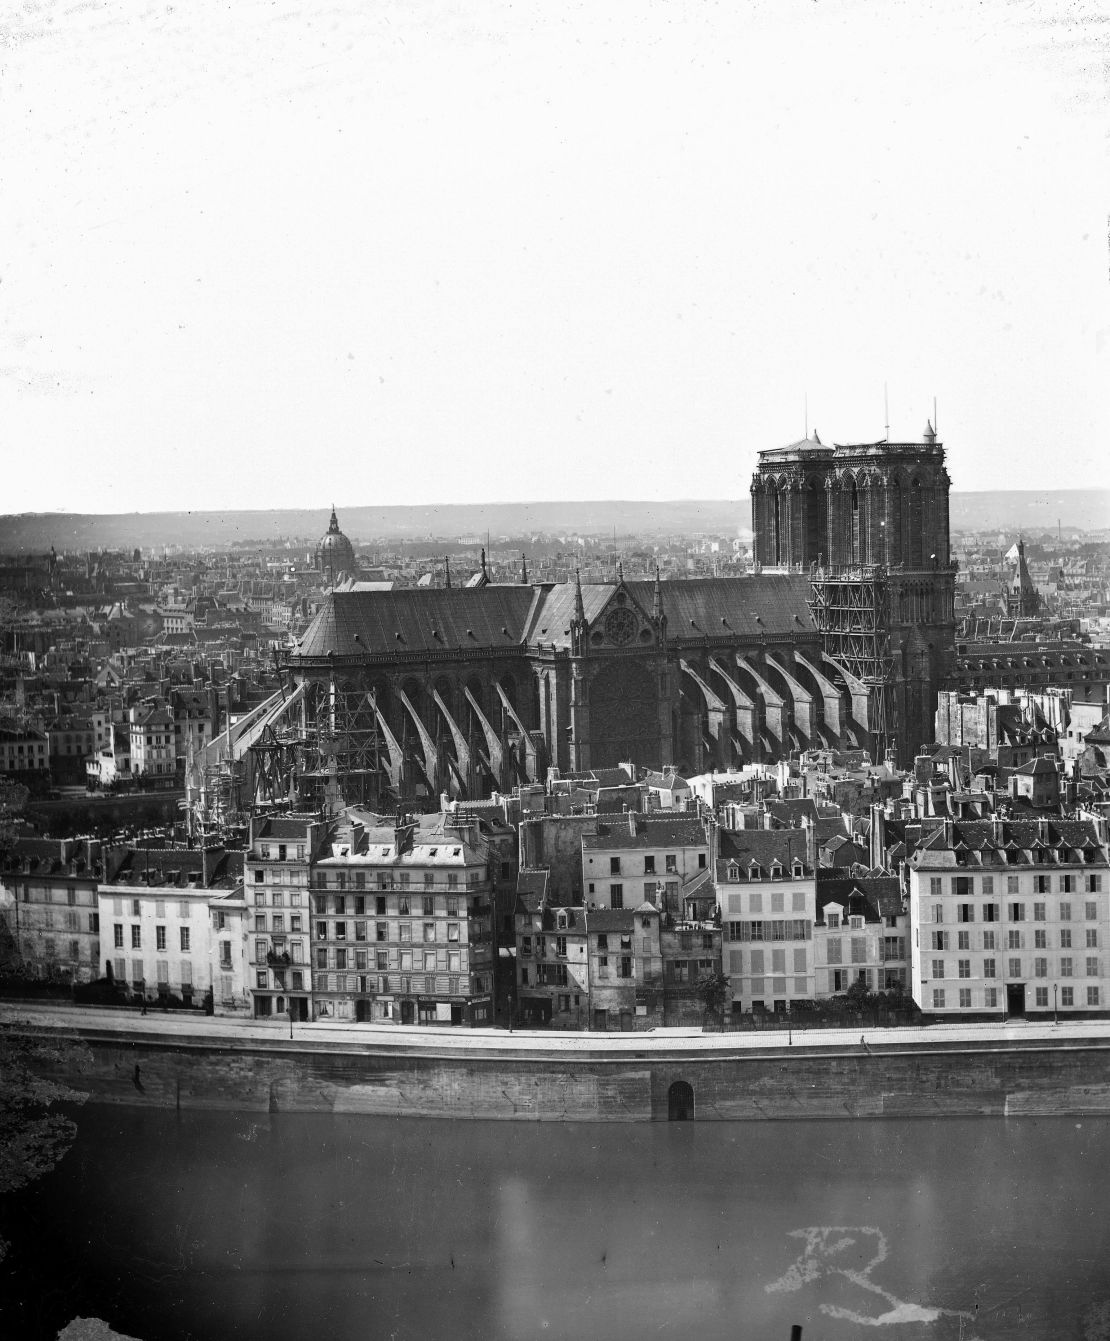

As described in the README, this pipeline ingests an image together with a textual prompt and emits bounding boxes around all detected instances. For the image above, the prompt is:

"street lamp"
[1053,983,1058,1026]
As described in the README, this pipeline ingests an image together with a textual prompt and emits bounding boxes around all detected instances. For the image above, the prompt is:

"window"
[932,905,944,924]
[335,922,347,940]
[316,948,327,969]
[610,884,624,909]
[931,931,948,951]
[1087,875,1102,894]
[1087,930,1099,948]
[827,913,840,930]
[335,949,347,971]
[1088,987,1100,1006]
[1008,903,1024,922]
[609,857,621,875]
[114,924,123,948]
[957,904,974,923]
[644,855,655,874]
[958,959,970,979]
[376,923,387,941]
[1033,903,1046,922]
[1062,875,1075,894]
[619,956,632,978]
[1035,987,1048,1008]
[423,896,434,916]
[959,989,972,1008]
[1034,958,1048,978]
[983,903,999,922]
[1087,957,1100,977]
[957,931,970,950]
[156,926,166,951]
[1060,929,1072,949]
[983,930,996,950]
[130,925,141,949]
[1007,877,1020,895]
[932,959,945,979]
[180,927,190,952]
[929,878,943,897]
[1007,930,1022,950]
[850,938,866,964]
[1060,957,1073,977]
[446,896,458,916]
[376,896,386,915]
[932,989,945,1008]
[423,923,435,942]
[1060,902,1072,922]
[1087,901,1099,920]
[1008,958,1022,977]
[985,987,998,1008]
[256,970,268,989]
[255,915,266,933]
[826,939,842,964]
[398,897,410,915]
[1034,875,1050,895]
[983,958,996,978]
[665,855,677,874]
[1034,929,1047,949]
[1062,987,1074,1007]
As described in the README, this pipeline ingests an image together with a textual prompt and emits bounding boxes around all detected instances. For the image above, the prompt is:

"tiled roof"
[717,828,810,870]
[583,815,707,851]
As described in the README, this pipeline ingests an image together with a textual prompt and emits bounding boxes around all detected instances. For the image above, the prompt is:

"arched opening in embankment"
[668,1080,695,1121]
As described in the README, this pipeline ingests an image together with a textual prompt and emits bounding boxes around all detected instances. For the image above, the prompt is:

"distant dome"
[316,507,356,583]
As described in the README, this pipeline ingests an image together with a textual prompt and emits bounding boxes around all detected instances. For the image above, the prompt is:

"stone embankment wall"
[20,1023,1110,1121]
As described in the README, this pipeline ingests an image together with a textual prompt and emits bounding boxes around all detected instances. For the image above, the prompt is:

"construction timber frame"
[809,563,896,759]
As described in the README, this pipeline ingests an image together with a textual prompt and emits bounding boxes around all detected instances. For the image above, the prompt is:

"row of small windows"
[932,987,1100,1009]
[929,928,1098,950]
[929,900,1101,923]
[928,875,1102,897]
[929,956,1101,978]
[113,924,191,951]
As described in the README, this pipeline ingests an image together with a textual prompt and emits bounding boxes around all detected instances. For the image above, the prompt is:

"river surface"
[2,1106,1110,1340]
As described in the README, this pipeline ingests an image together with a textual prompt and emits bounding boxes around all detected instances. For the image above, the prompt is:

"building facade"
[909,817,1110,1017]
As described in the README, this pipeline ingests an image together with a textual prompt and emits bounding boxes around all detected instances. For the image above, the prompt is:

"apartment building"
[581,812,713,917]
[717,828,816,1015]
[814,875,908,997]
[909,817,1110,1016]
[312,812,495,1026]
[245,815,325,1020]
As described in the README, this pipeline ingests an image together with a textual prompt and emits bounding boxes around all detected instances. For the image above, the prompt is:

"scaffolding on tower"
[809,563,897,761]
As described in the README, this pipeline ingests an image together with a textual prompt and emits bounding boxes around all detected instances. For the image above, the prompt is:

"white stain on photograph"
[767,1226,981,1332]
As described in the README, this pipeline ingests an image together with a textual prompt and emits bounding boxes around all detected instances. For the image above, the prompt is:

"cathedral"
[281,429,956,804]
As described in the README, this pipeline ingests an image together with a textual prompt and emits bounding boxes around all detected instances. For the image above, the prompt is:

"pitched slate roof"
[716,827,810,870]
[293,587,536,658]
[583,815,708,851]
[291,574,818,661]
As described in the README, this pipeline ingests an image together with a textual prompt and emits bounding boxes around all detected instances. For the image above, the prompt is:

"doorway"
[668,1081,695,1121]
[1007,983,1025,1017]
[400,1000,415,1025]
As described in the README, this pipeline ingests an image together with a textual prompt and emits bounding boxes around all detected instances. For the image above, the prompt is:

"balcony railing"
[266,950,291,967]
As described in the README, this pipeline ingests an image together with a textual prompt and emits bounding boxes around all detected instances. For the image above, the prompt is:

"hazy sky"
[2,0,1108,515]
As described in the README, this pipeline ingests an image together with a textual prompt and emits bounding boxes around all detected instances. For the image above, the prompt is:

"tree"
[696,970,730,1022]
[0,1025,91,1262]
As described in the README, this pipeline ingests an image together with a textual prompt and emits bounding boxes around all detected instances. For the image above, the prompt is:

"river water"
[2,1106,1109,1340]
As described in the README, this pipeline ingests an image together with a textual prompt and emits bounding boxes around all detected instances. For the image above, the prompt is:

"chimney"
[628,811,637,838]
[869,802,886,871]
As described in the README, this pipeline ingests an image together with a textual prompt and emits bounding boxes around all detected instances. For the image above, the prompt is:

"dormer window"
[727,862,740,882]
[748,865,762,881]
[792,860,805,878]
[769,862,783,879]
[850,915,864,930]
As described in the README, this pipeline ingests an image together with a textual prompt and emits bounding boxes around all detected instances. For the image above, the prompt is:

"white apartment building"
[717,827,816,1015]
[909,817,1110,1017]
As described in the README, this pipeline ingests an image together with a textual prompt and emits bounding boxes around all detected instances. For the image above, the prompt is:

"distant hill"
[0,491,1106,554]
